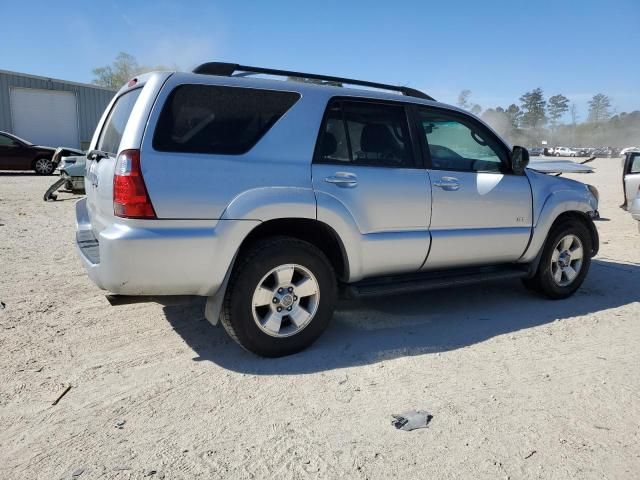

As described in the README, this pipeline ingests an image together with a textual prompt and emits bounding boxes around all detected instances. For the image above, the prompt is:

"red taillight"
[113,149,156,219]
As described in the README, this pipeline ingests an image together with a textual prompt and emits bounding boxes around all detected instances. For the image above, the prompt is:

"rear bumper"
[74,198,258,296]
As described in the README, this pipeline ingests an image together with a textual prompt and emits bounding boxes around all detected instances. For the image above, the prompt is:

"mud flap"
[204,254,236,326]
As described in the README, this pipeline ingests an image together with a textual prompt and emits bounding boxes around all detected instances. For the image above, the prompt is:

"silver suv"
[76,63,600,357]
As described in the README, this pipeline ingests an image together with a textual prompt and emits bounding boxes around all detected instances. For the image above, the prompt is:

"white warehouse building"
[0,70,115,150]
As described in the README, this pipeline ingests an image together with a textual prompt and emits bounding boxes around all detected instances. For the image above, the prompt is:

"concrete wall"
[0,70,115,149]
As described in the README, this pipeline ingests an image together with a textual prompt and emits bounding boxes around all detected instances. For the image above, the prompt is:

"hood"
[527,157,594,174]
[34,145,56,152]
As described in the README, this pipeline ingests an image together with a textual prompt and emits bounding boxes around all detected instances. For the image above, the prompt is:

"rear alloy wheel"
[34,158,55,175]
[252,264,320,338]
[523,220,592,299]
[221,237,336,357]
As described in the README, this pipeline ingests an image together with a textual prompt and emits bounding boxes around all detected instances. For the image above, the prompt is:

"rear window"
[97,88,142,155]
[152,85,300,155]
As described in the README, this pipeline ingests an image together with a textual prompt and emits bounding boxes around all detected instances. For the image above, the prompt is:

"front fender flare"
[520,189,596,263]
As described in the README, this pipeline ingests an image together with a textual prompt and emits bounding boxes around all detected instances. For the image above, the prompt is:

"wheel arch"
[237,218,349,281]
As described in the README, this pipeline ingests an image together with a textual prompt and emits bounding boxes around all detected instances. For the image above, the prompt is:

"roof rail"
[192,62,435,101]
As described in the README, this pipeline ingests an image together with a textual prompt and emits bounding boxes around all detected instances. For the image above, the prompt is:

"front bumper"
[74,198,258,296]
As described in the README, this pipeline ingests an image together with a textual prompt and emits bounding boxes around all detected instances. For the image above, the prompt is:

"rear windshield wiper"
[87,149,113,162]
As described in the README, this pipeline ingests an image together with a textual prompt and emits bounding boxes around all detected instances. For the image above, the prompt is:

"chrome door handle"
[324,173,358,188]
[433,177,460,191]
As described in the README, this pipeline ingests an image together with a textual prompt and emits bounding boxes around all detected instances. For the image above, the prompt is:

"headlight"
[587,184,599,202]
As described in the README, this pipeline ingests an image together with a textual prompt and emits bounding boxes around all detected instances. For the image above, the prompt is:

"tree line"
[91,53,639,148]
[458,89,639,148]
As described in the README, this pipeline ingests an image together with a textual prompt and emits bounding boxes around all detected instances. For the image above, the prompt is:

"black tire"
[221,236,337,357]
[33,157,55,175]
[523,219,592,299]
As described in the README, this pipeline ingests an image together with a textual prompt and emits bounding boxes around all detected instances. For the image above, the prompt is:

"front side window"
[153,85,300,155]
[417,108,507,173]
[98,88,142,155]
[316,100,414,168]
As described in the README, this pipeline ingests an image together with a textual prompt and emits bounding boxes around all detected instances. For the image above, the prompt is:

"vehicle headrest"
[321,131,338,157]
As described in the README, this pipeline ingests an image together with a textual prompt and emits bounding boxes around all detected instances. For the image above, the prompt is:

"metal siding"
[0,71,115,148]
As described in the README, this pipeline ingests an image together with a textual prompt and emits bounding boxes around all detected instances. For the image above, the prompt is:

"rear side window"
[153,85,300,155]
[97,88,142,155]
[630,154,640,174]
[316,100,415,168]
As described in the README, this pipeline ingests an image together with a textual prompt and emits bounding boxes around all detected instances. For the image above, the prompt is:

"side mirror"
[511,146,530,175]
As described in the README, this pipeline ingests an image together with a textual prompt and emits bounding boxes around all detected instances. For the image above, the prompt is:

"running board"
[342,264,530,298]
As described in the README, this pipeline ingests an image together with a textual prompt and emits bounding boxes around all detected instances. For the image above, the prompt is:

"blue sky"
[3,0,639,120]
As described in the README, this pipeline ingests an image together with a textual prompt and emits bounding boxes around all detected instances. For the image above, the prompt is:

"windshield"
[97,88,142,155]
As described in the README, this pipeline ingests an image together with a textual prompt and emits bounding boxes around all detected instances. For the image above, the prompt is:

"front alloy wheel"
[550,234,584,287]
[523,219,592,299]
[34,158,55,175]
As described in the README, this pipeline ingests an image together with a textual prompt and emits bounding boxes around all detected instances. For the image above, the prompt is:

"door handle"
[433,176,460,191]
[324,173,358,188]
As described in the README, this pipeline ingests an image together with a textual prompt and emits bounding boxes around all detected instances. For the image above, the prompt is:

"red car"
[0,131,56,174]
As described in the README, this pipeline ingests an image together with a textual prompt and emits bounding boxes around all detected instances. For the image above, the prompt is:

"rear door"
[312,99,431,278]
[416,106,533,270]
[624,152,640,205]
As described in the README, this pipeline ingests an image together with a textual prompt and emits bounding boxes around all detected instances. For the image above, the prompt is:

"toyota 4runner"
[76,63,600,357]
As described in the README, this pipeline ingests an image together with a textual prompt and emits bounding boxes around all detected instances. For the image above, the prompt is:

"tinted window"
[317,100,414,167]
[97,88,142,155]
[153,85,300,155]
[318,104,350,163]
[0,135,16,146]
[418,109,506,172]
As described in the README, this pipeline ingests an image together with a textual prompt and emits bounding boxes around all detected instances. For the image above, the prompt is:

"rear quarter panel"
[139,73,328,220]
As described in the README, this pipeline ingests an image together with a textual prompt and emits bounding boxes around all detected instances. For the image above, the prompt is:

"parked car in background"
[43,155,86,201]
[75,63,600,357]
[544,147,555,156]
[529,147,544,156]
[52,146,84,167]
[622,151,640,209]
[592,147,614,158]
[554,147,577,157]
[0,131,56,174]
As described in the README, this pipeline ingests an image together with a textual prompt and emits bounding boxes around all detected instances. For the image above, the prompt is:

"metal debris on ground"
[391,410,433,431]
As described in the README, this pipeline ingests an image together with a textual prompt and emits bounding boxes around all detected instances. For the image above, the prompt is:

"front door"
[623,152,640,206]
[415,107,533,270]
[312,99,431,280]
[0,134,25,169]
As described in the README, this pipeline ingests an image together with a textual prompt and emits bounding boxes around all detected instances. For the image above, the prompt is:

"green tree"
[505,104,522,129]
[519,88,547,128]
[570,103,579,126]
[92,52,171,90]
[588,93,612,123]
[547,94,570,128]
[457,89,472,110]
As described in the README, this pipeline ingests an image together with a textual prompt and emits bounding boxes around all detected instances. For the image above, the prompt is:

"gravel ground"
[1,159,639,479]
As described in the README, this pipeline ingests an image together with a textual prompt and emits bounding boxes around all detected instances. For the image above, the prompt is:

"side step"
[342,264,530,298]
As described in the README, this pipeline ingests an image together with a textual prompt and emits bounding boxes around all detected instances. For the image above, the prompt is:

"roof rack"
[192,62,435,101]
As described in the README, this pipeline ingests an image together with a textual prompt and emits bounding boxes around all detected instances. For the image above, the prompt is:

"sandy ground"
[1,159,639,480]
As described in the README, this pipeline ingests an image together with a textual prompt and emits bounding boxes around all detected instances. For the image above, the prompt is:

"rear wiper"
[87,149,112,162]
